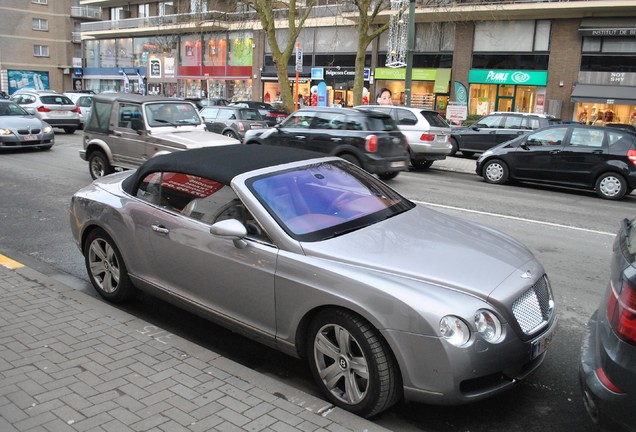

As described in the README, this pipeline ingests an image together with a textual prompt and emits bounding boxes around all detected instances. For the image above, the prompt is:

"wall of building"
[546,19,582,121]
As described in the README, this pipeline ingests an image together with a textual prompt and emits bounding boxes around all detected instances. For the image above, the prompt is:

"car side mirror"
[471,124,481,130]
[210,219,248,249]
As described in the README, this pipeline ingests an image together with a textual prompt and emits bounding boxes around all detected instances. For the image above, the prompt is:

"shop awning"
[571,84,636,105]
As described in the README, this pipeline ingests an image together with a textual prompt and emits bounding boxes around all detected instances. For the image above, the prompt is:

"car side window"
[396,110,418,126]
[118,103,143,130]
[311,112,346,130]
[476,115,503,128]
[346,117,365,131]
[200,107,219,119]
[217,109,235,120]
[136,172,270,242]
[608,131,635,152]
[568,128,605,148]
[525,127,568,146]
[525,118,541,130]
[78,96,92,107]
[284,112,314,129]
[503,116,523,129]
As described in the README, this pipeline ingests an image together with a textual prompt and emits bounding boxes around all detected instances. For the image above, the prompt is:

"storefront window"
[228,32,252,67]
[205,34,226,66]
[575,103,636,126]
[469,84,539,115]
[181,35,201,67]
[100,40,116,68]
[85,40,99,68]
[117,38,133,67]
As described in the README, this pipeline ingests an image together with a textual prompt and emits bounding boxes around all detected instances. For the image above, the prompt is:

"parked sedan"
[0,100,54,150]
[356,105,452,169]
[476,124,636,200]
[200,106,268,142]
[579,217,636,432]
[64,92,93,130]
[70,145,557,418]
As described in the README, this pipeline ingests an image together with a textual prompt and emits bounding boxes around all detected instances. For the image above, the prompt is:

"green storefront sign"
[374,68,451,93]
[469,69,548,86]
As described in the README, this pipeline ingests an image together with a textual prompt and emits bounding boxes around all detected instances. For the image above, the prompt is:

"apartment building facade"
[17,0,636,124]
[0,0,101,94]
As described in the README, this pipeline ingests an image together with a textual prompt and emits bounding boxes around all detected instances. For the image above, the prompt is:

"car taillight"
[627,149,636,166]
[607,277,636,345]
[238,122,245,132]
[37,106,51,112]
[72,105,81,114]
[420,133,435,141]
[365,135,378,152]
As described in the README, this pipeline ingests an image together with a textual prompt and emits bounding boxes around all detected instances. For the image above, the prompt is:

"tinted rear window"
[365,116,398,132]
[421,111,448,128]
[40,96,74,105]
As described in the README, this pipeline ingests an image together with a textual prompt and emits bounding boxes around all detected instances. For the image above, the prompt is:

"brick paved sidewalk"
[0,264,389,432]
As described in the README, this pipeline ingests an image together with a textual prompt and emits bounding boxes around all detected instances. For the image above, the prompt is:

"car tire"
[482,159,509,184]
[412,160,434,170]
[307,309,401,418]
[595,172,627,200]
[84,229,136,303]
[449,137,459,156]
[378,171,399,180]
[89,151,114,180]
[339,153,362,168]
[64,127,76,134]
[224,130,238,140]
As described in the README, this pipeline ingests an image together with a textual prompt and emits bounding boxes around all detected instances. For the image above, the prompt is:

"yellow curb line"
[0,254,24,269]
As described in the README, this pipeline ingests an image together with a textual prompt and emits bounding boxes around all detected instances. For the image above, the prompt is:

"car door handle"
[331,138,342,142]
[592,149,603,154]
[549,150,561,154]
[489,131,497,134]
[113,130,122,136]
[295,135,306,139]
[151,224,170,234]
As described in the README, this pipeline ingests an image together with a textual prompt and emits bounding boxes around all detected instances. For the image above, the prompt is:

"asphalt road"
[1,132,635,431]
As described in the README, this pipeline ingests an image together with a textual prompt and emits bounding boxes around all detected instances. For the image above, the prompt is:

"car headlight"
[474,310,503,342]
[440,315,470,346]
[42,125,52,133]
[0,128,13,135]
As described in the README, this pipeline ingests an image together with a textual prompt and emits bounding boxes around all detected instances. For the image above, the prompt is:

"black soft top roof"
[121,145,325,194]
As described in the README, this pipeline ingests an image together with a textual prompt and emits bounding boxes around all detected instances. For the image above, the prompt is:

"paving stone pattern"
[0,265,388,432]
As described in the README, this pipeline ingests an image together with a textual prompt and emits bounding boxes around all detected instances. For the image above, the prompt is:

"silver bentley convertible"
[70,145,557,417]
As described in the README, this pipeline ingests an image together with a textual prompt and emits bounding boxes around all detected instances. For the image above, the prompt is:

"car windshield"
[146,102,201,127]
[248,160,414,242]
[0,102,29,116]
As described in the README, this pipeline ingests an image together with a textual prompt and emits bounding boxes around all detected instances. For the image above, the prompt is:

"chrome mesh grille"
[512,275,553,334]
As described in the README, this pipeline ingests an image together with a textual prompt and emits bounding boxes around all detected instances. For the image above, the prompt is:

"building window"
[138,4,149,18]
[32,0,47,4]
[110,7,124,20]
[32,18,48,31]
[159,1,174,16]
[34,45,49,57]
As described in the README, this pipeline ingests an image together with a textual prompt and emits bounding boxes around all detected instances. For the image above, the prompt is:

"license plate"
[531,324,555,359]
[23,135,37,141]
[391,161,406,168]
[251,125,264,129]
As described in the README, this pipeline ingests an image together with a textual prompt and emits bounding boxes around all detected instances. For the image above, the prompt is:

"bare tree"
[242,1,317,112]
[349,0,391,106]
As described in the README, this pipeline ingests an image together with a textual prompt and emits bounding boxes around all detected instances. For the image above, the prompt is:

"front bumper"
[0,134,54,148]
[388,314,558,405]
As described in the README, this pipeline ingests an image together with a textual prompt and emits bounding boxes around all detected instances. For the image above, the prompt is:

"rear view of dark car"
[230,101,287,127]
[200,106,268,142]
[243,107,408,180]
[579,218,636,432]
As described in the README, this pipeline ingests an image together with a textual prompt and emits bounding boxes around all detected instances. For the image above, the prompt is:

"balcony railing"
[71,6,102,20]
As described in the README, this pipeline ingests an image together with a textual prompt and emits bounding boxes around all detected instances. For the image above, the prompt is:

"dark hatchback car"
[476,124,636,200]
[243,107,409,180]
[230,101,288,127]
[452,112,560,157]
[200,106,268,142]
[579,218,636,432]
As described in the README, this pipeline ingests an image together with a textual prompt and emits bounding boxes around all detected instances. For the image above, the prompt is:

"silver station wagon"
[70,145,557,417]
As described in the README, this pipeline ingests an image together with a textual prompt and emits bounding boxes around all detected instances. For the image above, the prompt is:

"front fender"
[85,139,114,164]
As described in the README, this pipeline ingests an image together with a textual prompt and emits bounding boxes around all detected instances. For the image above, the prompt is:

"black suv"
[452,112,560,157]
[243,107,409,180]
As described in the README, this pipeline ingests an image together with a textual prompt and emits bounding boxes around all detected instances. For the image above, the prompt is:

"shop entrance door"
[496,84,516,112]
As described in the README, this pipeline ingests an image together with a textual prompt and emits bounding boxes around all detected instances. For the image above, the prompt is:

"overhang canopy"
[571,84,636,105]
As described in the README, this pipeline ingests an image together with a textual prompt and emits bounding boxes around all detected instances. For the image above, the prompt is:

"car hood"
[151,128,240,148]
[1,115,47,130]
[300,205,536,299]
